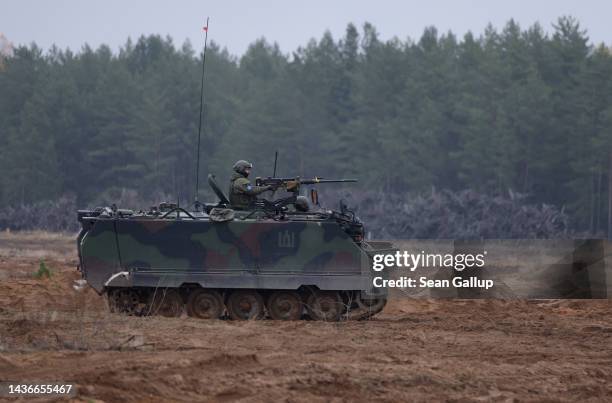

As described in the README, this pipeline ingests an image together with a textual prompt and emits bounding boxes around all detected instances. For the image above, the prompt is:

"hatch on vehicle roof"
[208,174,230,205]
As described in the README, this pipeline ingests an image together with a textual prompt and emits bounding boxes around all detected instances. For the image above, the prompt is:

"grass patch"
[34,260,52,279]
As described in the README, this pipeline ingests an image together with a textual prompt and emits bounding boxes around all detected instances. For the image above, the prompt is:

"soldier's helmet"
[233,160,253,175]
[295,196,310,212]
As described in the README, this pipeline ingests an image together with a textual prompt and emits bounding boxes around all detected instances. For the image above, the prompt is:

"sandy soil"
[0,231,611,402]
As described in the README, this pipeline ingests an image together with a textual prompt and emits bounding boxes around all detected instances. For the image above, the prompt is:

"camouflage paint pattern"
[79,216,376,294]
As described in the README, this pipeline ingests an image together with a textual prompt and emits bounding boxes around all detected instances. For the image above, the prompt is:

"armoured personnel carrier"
[77,174,391,321]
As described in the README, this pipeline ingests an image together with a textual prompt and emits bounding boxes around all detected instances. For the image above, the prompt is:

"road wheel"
[306,291,343,321]
[356,292,387,313]
[108,289,140,315]
[149,289,183,317]
[186,289,224,319]
[227,290,264,320]
[267,291,302,320]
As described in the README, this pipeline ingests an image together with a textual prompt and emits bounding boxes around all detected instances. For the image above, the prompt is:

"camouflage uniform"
[229,170,270,210]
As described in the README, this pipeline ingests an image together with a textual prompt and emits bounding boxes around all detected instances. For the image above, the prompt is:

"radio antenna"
[194,17,209,206]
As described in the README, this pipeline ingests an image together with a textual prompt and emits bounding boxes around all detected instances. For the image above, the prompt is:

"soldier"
[229,160,274,210]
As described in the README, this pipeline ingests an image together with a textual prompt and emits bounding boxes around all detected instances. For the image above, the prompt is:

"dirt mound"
[0,269,106,313]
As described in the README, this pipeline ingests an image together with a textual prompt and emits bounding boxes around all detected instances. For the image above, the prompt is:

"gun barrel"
[300,178,358,184]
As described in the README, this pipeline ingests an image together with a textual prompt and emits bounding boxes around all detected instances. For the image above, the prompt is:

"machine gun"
[255,177,357,193]
[252,176,357,214]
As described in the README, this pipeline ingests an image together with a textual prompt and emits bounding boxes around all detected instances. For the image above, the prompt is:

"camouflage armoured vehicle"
[77,174,391,321]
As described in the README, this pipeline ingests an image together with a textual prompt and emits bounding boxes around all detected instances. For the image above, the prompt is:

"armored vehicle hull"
[77,207,390,321]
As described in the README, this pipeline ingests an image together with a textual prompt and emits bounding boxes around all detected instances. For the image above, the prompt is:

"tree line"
[1,17,611,235]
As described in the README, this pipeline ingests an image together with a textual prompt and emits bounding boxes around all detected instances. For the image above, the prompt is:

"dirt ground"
[0,231,610,402]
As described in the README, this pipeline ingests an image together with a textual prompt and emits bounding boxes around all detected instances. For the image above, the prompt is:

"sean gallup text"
[373,276,494,290]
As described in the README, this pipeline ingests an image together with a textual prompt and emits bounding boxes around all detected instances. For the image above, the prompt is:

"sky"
[0,0,610,57]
